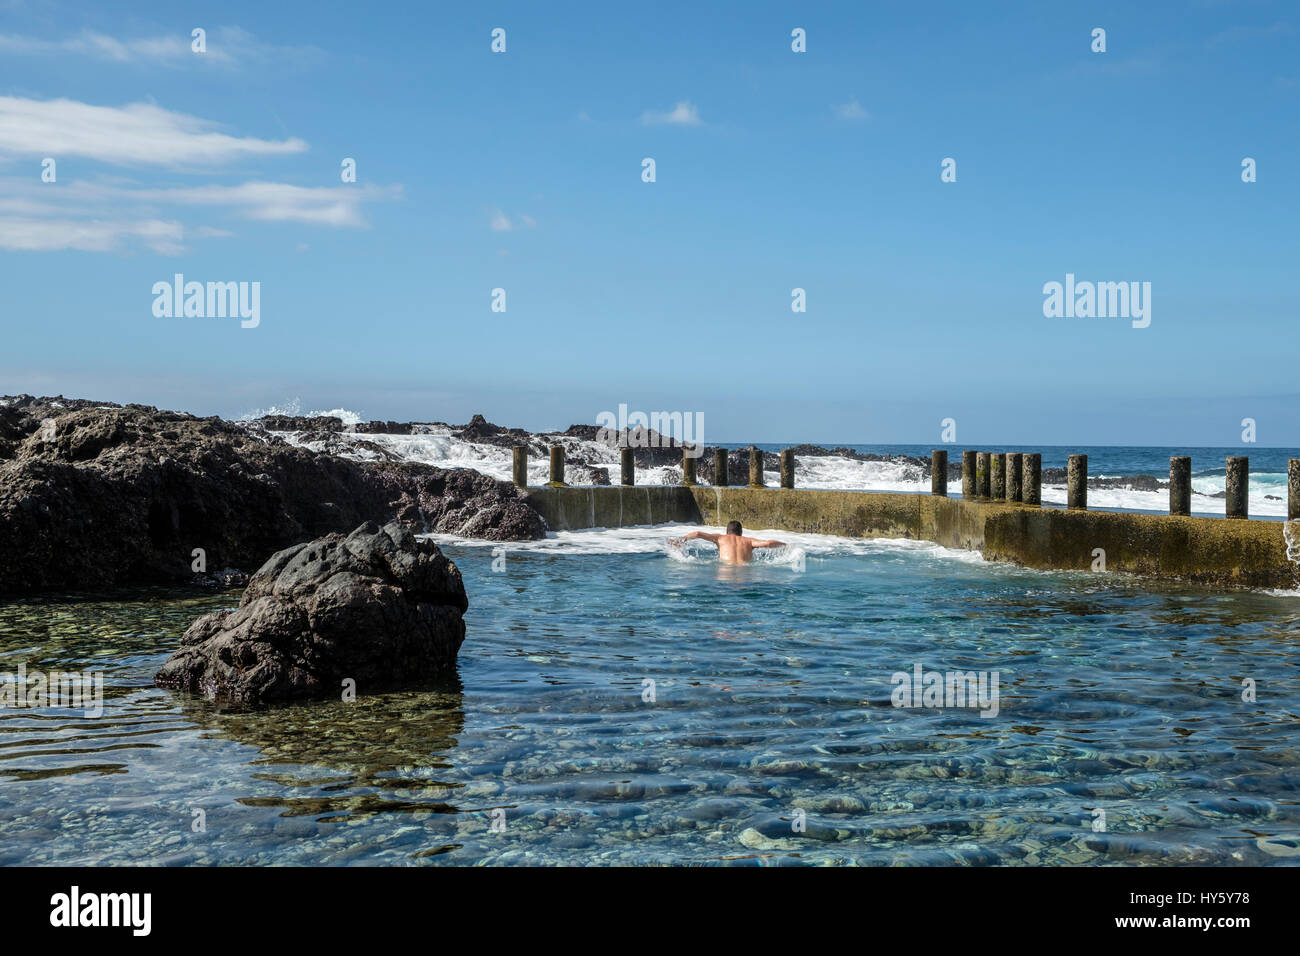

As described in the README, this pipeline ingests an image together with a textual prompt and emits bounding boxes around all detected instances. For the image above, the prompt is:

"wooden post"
[931,450,948,497]
[1022,453,1042,506]
[1067,454,1087,510]
[682,448,697,486]
[749,447,764,488]
[1169,457,1191,516]
[1225,457,1248,519]
[1290,459,1300,521]
[714,447,729,487]
[962,450,976,498]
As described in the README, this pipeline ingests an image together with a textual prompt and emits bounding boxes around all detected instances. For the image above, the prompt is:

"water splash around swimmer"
[665,535,806,572]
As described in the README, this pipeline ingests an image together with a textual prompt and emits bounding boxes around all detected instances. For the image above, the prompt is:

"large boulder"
[154,522,467,705]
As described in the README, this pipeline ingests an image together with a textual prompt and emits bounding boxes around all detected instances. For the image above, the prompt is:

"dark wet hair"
[726,520,742,535]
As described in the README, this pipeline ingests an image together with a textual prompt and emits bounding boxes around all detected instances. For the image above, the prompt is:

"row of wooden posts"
[513,446,1300,521]
[511,446,801,491]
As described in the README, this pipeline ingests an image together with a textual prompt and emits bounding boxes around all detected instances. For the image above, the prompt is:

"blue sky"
[1,0,1297,445]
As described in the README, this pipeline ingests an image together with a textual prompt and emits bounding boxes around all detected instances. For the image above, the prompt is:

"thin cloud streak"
[0,97,308,167]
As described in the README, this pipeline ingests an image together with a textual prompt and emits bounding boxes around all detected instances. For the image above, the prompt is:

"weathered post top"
[1290,459,1300,522]
[962,450,976,499]
[682,448,697,487]
[1225,457,1248,519]
[1169,457,1191,516]
[976,452,991,499]
[1067,454,1087,510]
[548,445,566,487]
[620,447,635,487]
[991,453,1007,500]
[512,446,528,488]
[1022,453,1042,506]
[1007,453,1023,503]
[779,449,795,489]
[931,449,948,497]
[749,447,765,488]
[714,447,729,487]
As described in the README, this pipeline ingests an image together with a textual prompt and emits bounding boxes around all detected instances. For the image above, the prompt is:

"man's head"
[725,520,742,536]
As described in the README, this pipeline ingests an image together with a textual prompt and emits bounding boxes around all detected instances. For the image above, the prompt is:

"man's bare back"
[682,521,785,564]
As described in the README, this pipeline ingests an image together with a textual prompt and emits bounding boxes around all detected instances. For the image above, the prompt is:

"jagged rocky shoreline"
[0,394,1193,594]
[0,396,542,594]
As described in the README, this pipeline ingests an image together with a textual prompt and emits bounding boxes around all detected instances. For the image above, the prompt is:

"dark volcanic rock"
[560,424,693,468]
[256,414,345,432]
[0,398,545,594]
[697,446,780,485]
[1040,467,1165,492]
[455,414,531,447]
[459,413,505,440]
[347,421,414,435]
[155,522,467,705]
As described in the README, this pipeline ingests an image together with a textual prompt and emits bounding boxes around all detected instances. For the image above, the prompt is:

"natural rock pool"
[2,525,1298,865]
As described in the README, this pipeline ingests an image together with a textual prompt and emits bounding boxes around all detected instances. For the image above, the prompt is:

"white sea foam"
[238,400,366,426]
[422,523,985,565]
[1037,477,1288,518]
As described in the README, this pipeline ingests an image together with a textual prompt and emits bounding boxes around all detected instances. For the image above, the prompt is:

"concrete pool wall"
[519,485,1299,590]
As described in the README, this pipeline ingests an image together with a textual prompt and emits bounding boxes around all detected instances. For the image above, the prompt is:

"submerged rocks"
[155,522,467,704]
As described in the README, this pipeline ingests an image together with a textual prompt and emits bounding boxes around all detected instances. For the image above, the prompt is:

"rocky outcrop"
[155,522,466,704]
[0,396,545,594]
[455,413,531,446]
[256,414,345,432]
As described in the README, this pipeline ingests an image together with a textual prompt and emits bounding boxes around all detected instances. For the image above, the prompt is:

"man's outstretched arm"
[684,530,721,544]
[747,537,786,549]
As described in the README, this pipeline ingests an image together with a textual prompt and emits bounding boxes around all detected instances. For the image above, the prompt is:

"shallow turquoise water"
[1,526,1298,866]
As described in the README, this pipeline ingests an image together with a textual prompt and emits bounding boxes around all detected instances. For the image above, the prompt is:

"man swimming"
[682,521,786,564]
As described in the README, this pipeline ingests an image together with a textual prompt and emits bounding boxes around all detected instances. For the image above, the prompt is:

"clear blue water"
[2,526,1298,866]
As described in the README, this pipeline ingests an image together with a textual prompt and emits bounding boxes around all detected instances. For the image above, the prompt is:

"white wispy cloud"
[0,30,195,62]
[0,216,183,254]
[126,182,402,227]
[833,99,869,121]
[0,96,307,167]
[0,26,323,67]
[489,209,536,232]
[640,101,703,126]
[0,177,401,253]
[0,95,398,252]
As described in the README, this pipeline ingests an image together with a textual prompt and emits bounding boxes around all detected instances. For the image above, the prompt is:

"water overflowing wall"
[522,485,1298,589]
